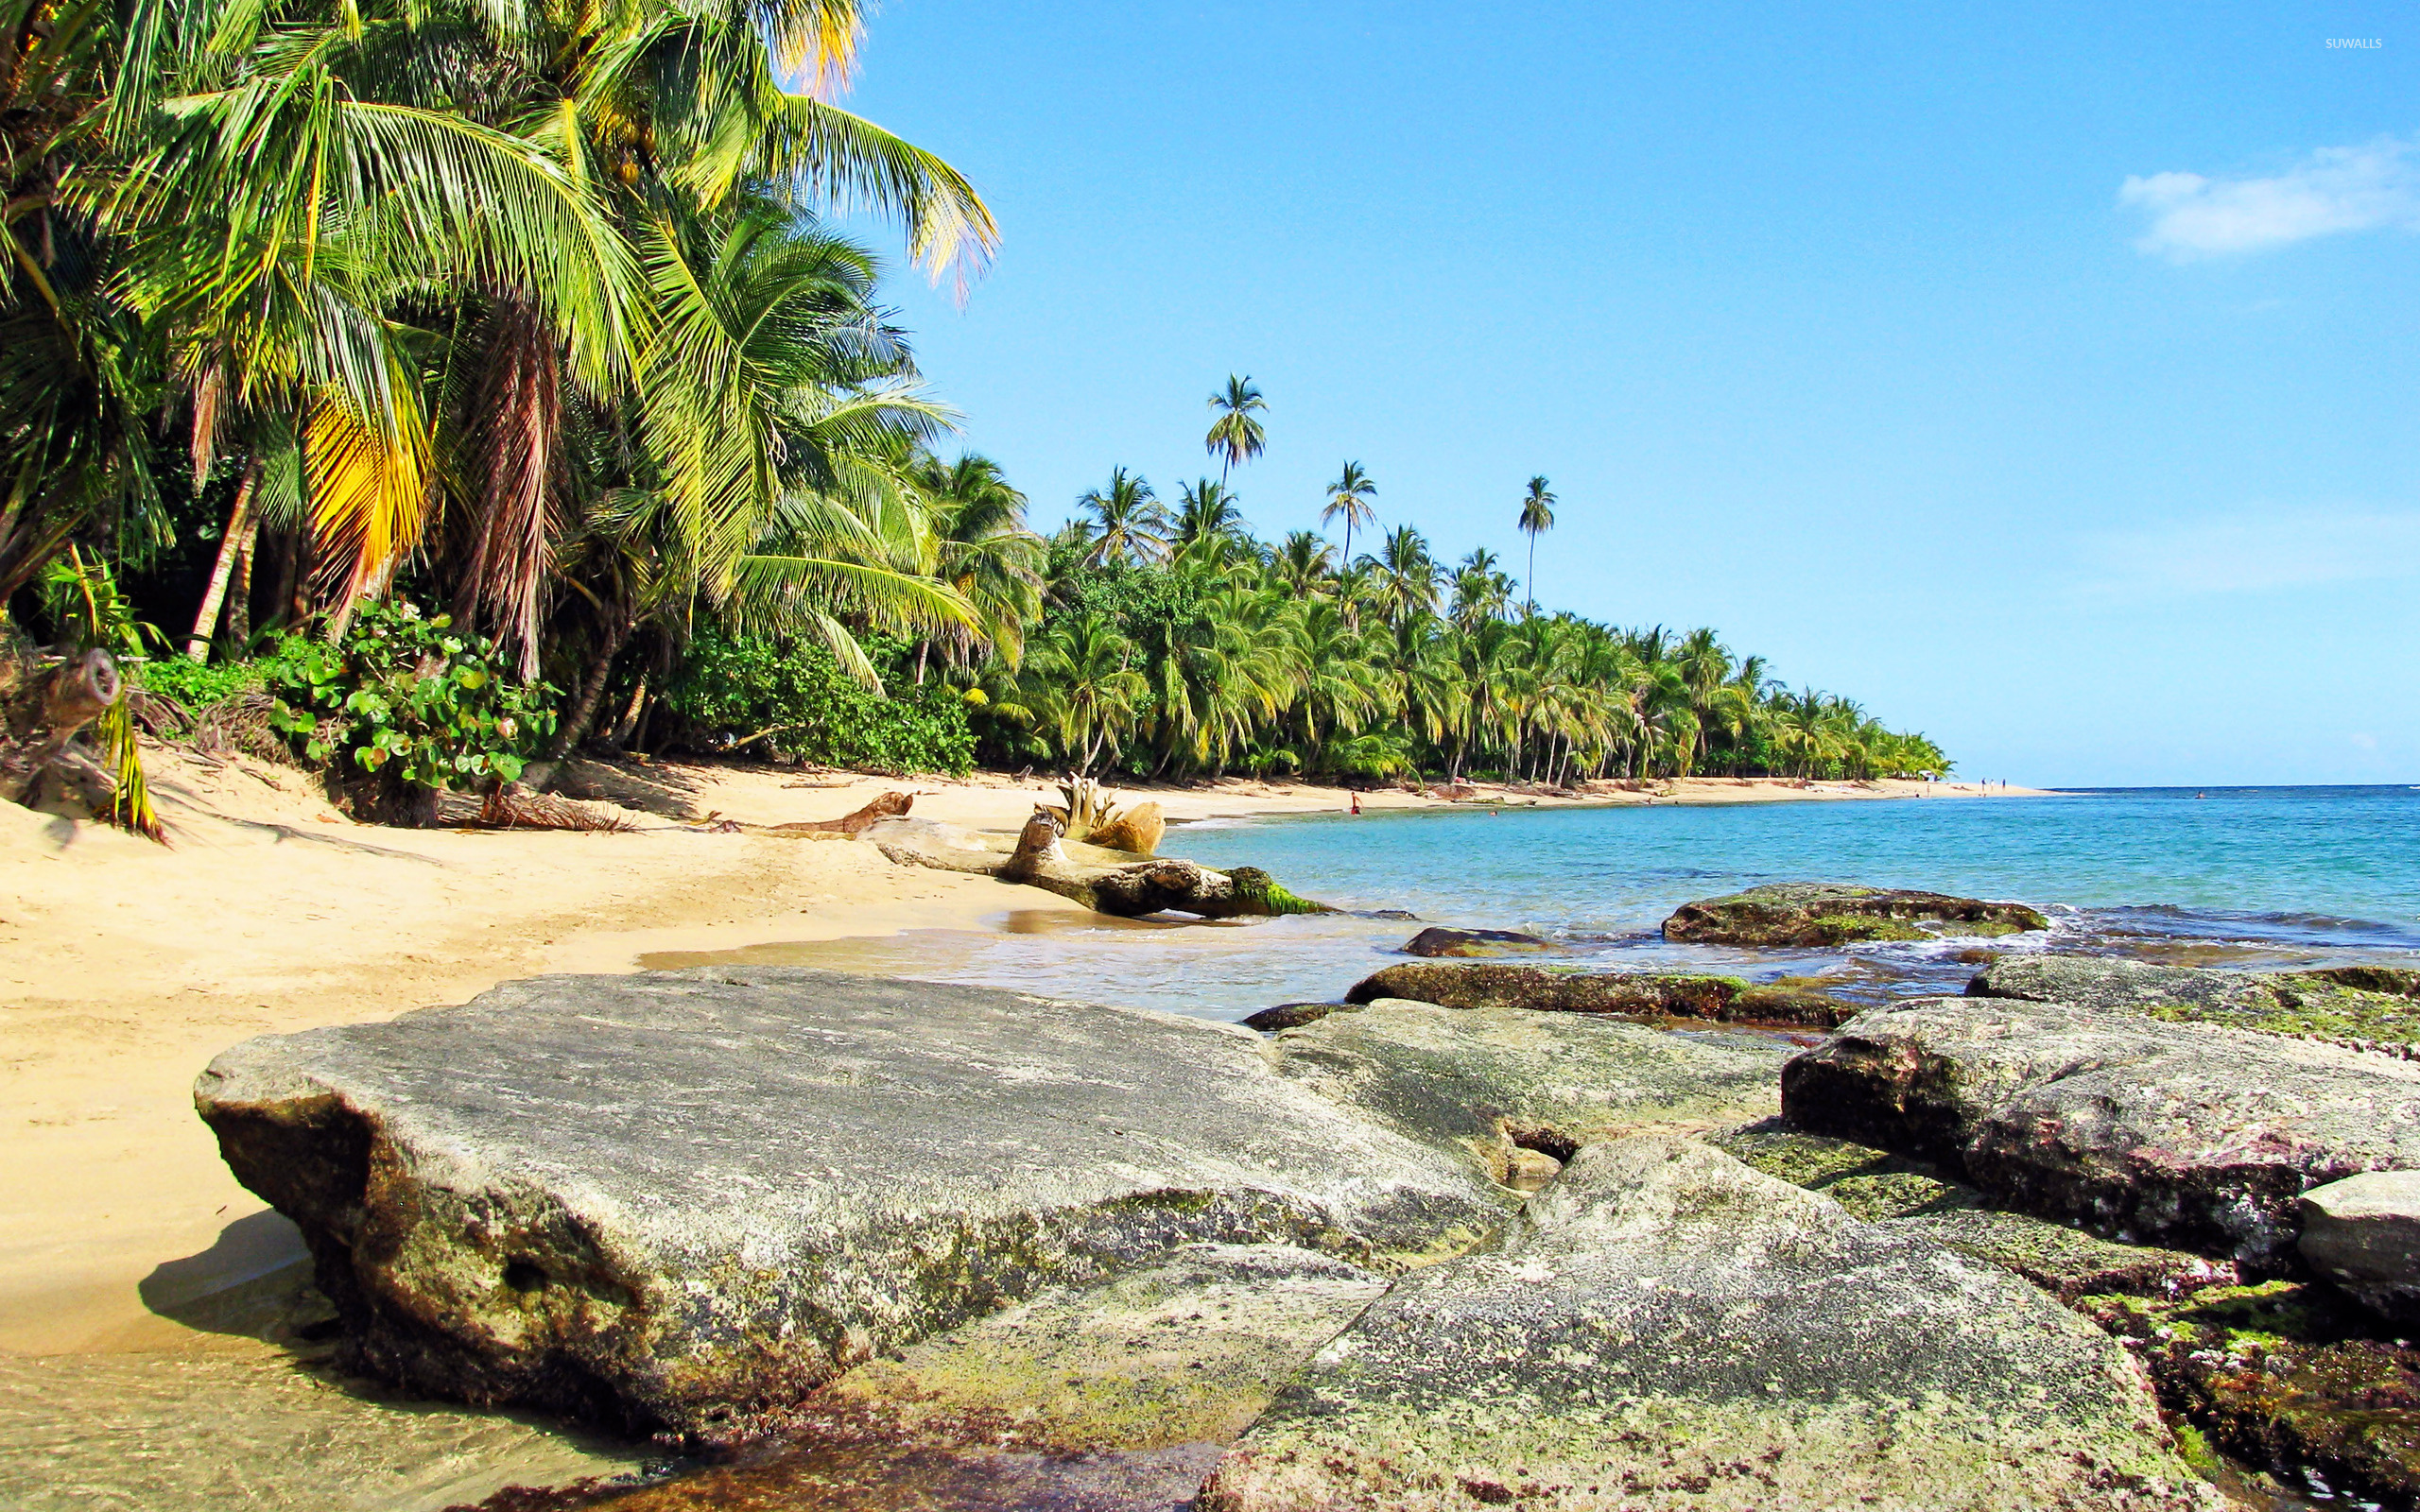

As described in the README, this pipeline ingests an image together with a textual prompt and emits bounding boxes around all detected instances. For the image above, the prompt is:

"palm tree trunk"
[549,611,634,759]
[184,457,260,659]
[227,528,254,646]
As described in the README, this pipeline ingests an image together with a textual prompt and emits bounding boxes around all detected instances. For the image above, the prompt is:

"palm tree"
[1321,460,1377,564]
[1203,374,1267,483]
[912,452,1044,678]
[1361,524,1439,627]
[1170,479,1247,549]
[1516,475,1556,615]
[1076,468,1167,566]
[1274,530,1338,594]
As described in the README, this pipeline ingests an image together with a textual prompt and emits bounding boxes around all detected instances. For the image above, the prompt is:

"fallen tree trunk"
[762,789,914,836]
[999,810,1331,919]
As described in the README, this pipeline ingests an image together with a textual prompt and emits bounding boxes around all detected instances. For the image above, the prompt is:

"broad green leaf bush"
[266,601,556,807]
[660,630,974,776]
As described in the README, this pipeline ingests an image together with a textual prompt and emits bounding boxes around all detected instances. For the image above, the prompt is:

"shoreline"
[0,749,2045,1361]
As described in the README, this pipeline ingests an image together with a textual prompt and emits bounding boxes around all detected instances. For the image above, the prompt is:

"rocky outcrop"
[1970,954,2420,1050]
[1663,882,2049,946]
[1782,996,2420,1265]
[1399,926,1552,957]
[1269,997,1787,1190]
[2298,1172,2420,1323]
[1198,1135,2209,1512]
[194,969,1509,1443]
[1713,1123,2233,1303]
[1343,961,1853,1027]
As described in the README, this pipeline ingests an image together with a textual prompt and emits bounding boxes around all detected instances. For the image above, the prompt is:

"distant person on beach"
[1350,792,1362,815]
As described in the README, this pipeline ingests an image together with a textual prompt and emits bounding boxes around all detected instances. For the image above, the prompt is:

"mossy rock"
[1221,866,1329,917]
[1714,1122,2227,1302]
[2083,1280,2420,1507]
[1663,882,2049,947]
[1973,955,2420,1051]
[1342,963,1855,1027]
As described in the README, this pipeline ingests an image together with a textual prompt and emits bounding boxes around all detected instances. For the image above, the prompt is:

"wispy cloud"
[2080,510,2420,596]
[2118,137,2420,258]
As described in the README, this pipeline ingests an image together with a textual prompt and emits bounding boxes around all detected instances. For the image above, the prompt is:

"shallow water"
[658,786,2420,1021]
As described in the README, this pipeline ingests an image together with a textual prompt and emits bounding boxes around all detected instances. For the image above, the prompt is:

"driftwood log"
[1003,809,1328,918]
[763,789,913,836]
[0,647,121,810]
[871,807,1330,919]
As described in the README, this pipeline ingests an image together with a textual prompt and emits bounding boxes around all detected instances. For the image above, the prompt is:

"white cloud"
[2118,137,2420,258]
[2080,510,2420,596]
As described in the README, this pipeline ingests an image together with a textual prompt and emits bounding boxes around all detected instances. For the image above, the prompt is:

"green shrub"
[267,601,556,803]
[660,631,974,775]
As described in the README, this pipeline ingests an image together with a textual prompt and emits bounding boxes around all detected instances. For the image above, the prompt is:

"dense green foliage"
[959,520,1948,784]
[660,632,974,775]
[2,0,1945,818]
[268,601,555,795]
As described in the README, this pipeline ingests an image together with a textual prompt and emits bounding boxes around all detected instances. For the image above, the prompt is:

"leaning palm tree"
[1516,475,1556,615]
[1203,373,1266,483]
[1321,460,1377,565]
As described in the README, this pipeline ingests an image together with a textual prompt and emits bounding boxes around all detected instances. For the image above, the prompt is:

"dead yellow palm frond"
[305,395,431,627]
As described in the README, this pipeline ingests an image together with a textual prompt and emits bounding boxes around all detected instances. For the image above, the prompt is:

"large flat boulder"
[1270,999,1787,1190]
[1782,996,2420,1264]
[1664,882,2048,946]
[194,969,1511,1443]
[1343,962,1851,1027]
[1970,954,2420,1050]
[1198,1135,2209,1512]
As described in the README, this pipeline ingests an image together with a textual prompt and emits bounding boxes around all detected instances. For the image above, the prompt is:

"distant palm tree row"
[956,444,1948,785]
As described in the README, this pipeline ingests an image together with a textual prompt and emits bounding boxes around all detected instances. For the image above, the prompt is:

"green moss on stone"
[1222,867,1332,917]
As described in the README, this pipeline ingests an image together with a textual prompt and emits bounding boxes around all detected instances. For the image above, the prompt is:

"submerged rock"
[1198,1135,2210,1512]
[194,969,1509,1443]
[1398,926,1553,957]
[1342,962,1853,1027]
[1663,881,2050,946]
[1270,997,1787,1189]
[1783,996,2420,1264]
[2299,1172,2420,1323]
[1970,954,2420,1050]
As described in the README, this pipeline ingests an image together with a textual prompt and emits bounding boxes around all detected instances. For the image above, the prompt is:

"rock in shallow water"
[1198,1135,2211,1512]
[1398,926,1554,957]
[194,969,1509,1443]
[1783,995,2420,1264]
[1663,881,2049,946]
[1342,962,1852,1027]
[1270,998,1787,1189]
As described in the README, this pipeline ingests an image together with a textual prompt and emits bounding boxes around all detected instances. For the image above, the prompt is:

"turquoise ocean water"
[668,786,2420,1022]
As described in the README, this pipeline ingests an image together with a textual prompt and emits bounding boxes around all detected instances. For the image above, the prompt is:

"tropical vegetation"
[0,0,1945,828]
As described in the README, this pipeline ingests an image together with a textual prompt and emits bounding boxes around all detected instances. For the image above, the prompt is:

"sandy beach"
[0,747,2046,1506]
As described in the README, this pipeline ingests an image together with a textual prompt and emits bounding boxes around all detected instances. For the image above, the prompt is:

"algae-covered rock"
[2083,1280,2420,1509]
[1783,996,2420,1265]
[1199,1135,2211,1512]
[1970,954,2420,1049]
[1271,999,1787,1190]
[195,969,1509,1443]
[1663,881,2049,946]
[1342,962,1853,1027]
[1399,926,1554,957]
[823,1243,1387,1452]
[2299,1171,2420,1323]
[1713,1123,2229,1303]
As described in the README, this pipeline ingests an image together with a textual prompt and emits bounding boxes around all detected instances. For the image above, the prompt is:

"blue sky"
[831,2,2414,786]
